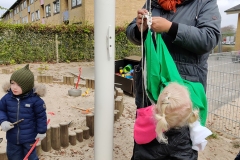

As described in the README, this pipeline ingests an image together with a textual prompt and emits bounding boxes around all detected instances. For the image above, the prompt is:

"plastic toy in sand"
[82,88,90,97]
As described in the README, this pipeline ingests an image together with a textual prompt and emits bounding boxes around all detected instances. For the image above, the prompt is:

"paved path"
[70,66,95,80]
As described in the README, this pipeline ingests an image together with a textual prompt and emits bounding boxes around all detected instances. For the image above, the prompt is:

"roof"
[1,0,21,18]
[224,4,240,14]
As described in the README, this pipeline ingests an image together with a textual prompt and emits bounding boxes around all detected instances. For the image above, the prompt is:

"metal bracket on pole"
[107,25,113,59]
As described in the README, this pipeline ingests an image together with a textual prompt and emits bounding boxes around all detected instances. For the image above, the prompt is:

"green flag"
[144,30,208,126]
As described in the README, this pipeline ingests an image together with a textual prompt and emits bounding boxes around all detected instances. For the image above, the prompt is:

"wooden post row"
[2,69,11,74]
[85,79,95,89]
[63,76,74,86]
[37,75,53,83]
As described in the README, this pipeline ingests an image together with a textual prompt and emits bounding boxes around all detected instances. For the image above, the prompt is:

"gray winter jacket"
[126,0,221,90]
[127,0,221,159]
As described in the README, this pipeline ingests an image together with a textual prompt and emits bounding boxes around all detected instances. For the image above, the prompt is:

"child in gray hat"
[0,64,47,160]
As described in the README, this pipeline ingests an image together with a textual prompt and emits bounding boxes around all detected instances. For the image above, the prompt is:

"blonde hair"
[154,82,199,143]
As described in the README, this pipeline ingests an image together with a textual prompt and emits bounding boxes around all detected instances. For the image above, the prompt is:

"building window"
[22,16,28,23]
[20,3,23,11]
[30,0,34,4]
[36,10,40,20]
[53,0,60,14]
[72,0,82,7]
[23,1,27,8]
[16,7,19,13]
[31,12,35,21]
[9,12,12,18]
[45,4,51,17]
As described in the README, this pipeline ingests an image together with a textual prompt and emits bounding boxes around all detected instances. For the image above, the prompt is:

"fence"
[207,51,240,138]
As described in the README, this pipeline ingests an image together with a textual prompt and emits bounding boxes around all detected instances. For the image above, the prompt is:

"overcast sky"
[0,0,239,28]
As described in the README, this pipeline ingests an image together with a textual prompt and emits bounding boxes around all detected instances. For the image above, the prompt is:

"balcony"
[40,0,44,5]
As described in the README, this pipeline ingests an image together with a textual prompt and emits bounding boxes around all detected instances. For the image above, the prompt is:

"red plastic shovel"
[23,119,50,160]
[75,67,82,89]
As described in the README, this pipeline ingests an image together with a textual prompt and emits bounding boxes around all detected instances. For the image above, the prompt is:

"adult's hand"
[151,17,172,33]
[136,9,149,32]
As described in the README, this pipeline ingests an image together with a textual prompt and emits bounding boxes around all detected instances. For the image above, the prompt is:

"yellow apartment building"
[3,0,238,51]
[0,0,145,26]
[225,4,240,51]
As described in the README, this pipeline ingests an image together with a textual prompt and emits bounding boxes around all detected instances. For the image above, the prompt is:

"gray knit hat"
[10,64,34,94]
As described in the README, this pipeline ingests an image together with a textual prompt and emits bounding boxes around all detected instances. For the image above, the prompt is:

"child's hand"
[1,121,14,132]
[35,133,46,141]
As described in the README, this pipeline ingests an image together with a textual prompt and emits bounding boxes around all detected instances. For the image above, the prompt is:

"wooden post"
[82,126,90,139]
[46,76,53,83]
[114,110,118,122]
[114,97,119,110]
[60,122,69,148]
[41,126,51,152]
[114,87,117,99]
[37,75,42,83]
[115,97,121,118]
[115,87,119,98]
[119,96,124,116]
[85,79,89,88]
[55,34,59,63]
[116,88,123,97]
[86,113,94,136]
[115,96,124,117]
[36,142,42,157]
[66,77,70,85]
[90,79,94,89]
[88,79,91,88]
[69,77,74,86]
[69,132,77,146]
[91,79,95,89]
[63,76,67,85]
[75,129,83,142]
[41,76,46,83]
[51,124,61,150]
[0,151,7,160]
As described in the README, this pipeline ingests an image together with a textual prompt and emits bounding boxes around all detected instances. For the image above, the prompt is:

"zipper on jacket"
[16,98,20,144]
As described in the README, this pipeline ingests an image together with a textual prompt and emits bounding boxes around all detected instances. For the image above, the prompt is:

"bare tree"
[221,25,236,34]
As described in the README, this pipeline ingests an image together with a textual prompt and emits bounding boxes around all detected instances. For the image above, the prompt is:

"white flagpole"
[94,0,115,159]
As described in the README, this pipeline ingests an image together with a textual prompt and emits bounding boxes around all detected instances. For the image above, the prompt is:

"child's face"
[10,81,23,95]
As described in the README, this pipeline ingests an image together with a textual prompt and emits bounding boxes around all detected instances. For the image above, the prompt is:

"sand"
[0,62,239,160]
